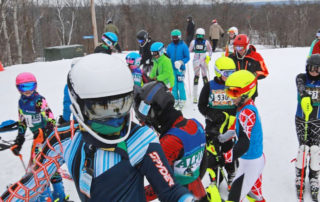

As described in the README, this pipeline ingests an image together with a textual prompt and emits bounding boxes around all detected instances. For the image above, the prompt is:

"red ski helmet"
[233,34,249,50]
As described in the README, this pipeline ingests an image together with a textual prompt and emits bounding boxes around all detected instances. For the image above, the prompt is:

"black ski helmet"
[187,15,193,21]
[133,81,174,127]
[306,54,320,80]
[136,30,149,47]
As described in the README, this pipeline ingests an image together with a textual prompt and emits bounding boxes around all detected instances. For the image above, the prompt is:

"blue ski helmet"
[150,42,164,57]
[102,32,118,47]
[125,52,141,69]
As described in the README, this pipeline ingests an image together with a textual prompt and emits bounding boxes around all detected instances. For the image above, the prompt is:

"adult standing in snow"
[186,15,195,46]
[220,70,265,202]
[294,54,320,202]
[136,29,155,77]
[309,29,320,56]
[228,34,269,100]
[104,18,122,53]
[11,72,67,201]
[225,26,238,57]
[166,29,190,110]
[1,54,194,202]
[189,27,212,103]
[209,19,224,52]
[94,32,118,55]
[134,81,207,201]
[198,56,237,190]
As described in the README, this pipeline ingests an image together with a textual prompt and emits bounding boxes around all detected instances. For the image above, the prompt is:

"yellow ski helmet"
[225,70,257,99]
[214,56,236,78]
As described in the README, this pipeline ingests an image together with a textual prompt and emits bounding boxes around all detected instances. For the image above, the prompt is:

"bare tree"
[91,0,98,47]
[1,0,12,65]
[12,0,22,63]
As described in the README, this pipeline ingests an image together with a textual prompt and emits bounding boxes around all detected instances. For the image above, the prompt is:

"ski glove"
[10,144,21,156]
[174,60,184,71]
[205,55,211,65]
[218,130,236,143]
[301,96,313,117]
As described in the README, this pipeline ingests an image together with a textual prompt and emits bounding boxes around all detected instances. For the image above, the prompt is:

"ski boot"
[193,84,198,104]
[246,195,266,202]
[52,181,66,202]
[193,97,198,104]
[227,171,236,190]
[174,100,180,110]
[206,168,223,202]
[309,169,319,202]
[178,100,186,110]
[296,167,306,201]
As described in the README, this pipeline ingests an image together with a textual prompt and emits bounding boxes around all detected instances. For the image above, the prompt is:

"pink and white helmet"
[16,72,37,85]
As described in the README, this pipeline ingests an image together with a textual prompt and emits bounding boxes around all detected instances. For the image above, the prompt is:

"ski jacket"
[150,54,175,88]
[62,84,72,122]
[17,91,55,140]
[309,38,320,56]
[131,67,144,87]
[224,37,236,56]
[209,23,224,40]
[166,40,190,73]
[104,23,119,36]
[198,78,236,131]
[295,73,320,119]
[233,99,263,160]
[139,38,154,67]
[189,39,212,55]
[186,21,195,39]
[1,122,191,202]
[94,44,112,54]
[145,116,206,200]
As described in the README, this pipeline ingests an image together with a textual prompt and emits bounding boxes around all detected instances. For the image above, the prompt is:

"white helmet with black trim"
[68,53,134,145]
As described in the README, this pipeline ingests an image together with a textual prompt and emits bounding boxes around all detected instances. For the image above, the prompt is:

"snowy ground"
[0,47,313,201]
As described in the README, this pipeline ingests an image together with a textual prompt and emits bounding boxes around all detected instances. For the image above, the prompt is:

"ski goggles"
[126,57,141,66]
[225,79,257,98]
[171,36,180,41]
[307,65,320,73]
[234,45,245,51]
[215,66,235,78]
[82,92,133,120]
[17,82,37,92]
[102,36,115,47]
[151,51,159,56]
[137,39,145,44]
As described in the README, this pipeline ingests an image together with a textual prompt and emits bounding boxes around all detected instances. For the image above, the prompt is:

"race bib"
[177,75,185,82]
[209,90,233,106]
[195,44,204,50]
[24,114,42,127]
[306,87,320,104]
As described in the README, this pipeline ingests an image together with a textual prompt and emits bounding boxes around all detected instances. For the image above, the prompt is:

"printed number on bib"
[24,114,42,127]
[210,90,233,106]
[306,87,320,104]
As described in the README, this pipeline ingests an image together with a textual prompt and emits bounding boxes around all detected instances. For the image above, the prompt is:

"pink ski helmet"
[16,72,37,85]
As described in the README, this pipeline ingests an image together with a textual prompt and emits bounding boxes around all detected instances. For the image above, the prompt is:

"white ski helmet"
[196,28,205,36]
[228,27,238,36]
[68,53,134,145]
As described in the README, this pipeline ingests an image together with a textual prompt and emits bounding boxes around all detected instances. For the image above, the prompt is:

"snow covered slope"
[0,47,312,201]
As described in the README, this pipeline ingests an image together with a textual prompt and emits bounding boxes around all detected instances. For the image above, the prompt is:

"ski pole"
[187,62,192,99]
[299,102,312,202]
[18,154,27,172]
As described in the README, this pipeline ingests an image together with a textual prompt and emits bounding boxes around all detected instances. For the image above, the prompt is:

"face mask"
[87,117,125,135]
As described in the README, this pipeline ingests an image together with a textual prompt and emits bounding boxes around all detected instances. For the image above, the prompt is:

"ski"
[0,120,18,133]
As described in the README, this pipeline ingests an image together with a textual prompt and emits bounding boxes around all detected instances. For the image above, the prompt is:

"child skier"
[220,70,265,202]
[133,81,207,201]
[189,28,212,104]
[198,56,237,190]
[224,27,238,57]
[94,32,118,54]
[295,54,320,201]
[10,72,67,201]
[125,52,149,87]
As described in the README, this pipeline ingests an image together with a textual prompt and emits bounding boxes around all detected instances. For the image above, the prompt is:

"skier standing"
[149,42,175,90]
[295,54,320,201]
[134,81,207,201]
[136,30,155,76]
[166,29,190,109]
[186,16,195,46]
[309,29,320,56]
[10,72,67,201]
[198,56,237,190]
[221,70,265,202]
[208,19,224,52]
[228,34,269,100]
[104,19,122,53]
[224,27,238,57]
[1,54,194,202]
[125,52,149,87]
[94,32,118,54]
[189,28,212,104]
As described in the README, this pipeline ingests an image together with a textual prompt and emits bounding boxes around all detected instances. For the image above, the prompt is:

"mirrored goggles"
[307,65,320,73]
[82,92,133,120]
[126,58,141,66]
[234,45,245,51]
[137,39,145,44]
[17,82,37,92]
[215,66,235,78]
[102,36,114,47]
[225,79,256,98]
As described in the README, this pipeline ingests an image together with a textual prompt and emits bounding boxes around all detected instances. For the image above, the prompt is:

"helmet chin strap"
[70,105,132,145]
